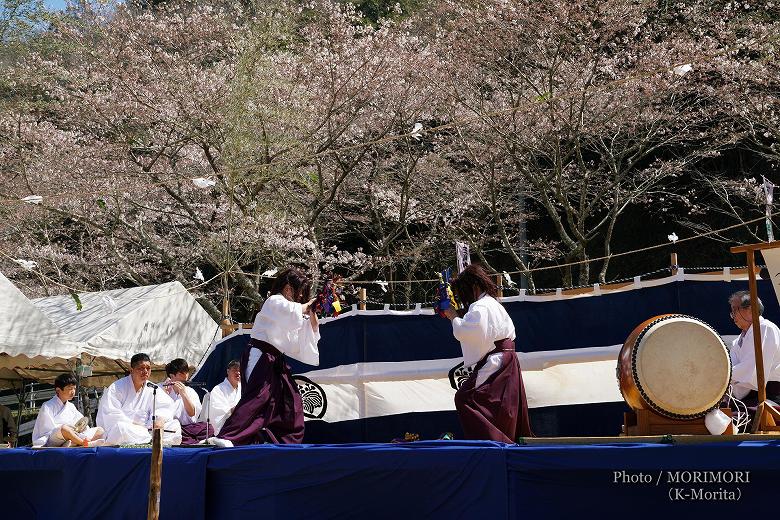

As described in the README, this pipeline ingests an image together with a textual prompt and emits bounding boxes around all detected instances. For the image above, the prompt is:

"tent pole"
[13,380,28,447]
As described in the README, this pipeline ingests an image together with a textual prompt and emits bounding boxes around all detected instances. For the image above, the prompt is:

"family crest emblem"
[448,362,474,390]
[293,375,327,419]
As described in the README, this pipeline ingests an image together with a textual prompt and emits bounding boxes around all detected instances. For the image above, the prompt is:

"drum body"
[617,314,731,419]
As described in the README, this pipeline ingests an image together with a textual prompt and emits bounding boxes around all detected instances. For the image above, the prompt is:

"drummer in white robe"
[728,291,780,406]
[32,373,104,447]
[97,353,182,446]
[201,360,241,435]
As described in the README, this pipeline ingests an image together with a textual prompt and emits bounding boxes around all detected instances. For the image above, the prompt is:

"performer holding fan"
[442,264,532,442]
[217,267,320,445]
[314,275,344,318]
[434,268,458,318]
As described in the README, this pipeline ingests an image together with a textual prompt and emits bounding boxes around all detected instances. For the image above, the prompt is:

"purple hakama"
[454,338,532,443]
[179,422,215,445]
[218,338,304,445]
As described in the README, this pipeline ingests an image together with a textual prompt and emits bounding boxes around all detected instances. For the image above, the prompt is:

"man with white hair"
[728,290,780,407]
[203,360,241,435]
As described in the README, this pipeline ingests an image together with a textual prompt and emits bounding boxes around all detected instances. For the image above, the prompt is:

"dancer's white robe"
[97,376,182,445]
[246,294,320,379]
[202,378,241,435]
[32,396,100,447]
[451,293,516,387]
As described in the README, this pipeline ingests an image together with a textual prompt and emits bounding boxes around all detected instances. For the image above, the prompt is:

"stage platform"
[3,438,780,519]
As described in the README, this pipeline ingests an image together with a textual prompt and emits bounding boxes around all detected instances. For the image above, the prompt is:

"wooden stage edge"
[518,433,780,446]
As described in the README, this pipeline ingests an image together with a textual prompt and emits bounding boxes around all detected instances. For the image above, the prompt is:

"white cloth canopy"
[0,272,219,388]
[0,271,80,358]
[32,281,218,365]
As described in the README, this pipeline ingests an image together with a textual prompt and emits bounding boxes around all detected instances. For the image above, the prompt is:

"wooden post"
[358,288,366,311]
[495,275,503,298]
[147,427,163,520]
[222,294,231,321]
[746,250,767,432]
[220,318,233,338]
[670,252,678,276]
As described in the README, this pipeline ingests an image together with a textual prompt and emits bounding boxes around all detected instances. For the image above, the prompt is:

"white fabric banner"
[762,248,780,311]
[455,241,471,274]
[295,337,740,423]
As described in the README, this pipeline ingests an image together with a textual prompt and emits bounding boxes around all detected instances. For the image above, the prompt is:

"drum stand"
[731,241,780,434]
[623,408,734,436]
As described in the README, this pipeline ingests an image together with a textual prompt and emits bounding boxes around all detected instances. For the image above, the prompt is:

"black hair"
[165,358,190,376]
[226,360,240,371]
[130,353,151,368]
[450,264,499,309]
[270,267,311,303]
[54,372,78,390]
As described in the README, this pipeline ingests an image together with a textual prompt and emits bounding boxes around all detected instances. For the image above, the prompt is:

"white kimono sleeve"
[732,320,780,393]
[294,317,321,366]
[452,307,490,366]
[152,390,177,424]
[97,382,133,430]
[262,295,320,366]
[206,386,233,434]
[32,405,58,446]
[178,387,202,425]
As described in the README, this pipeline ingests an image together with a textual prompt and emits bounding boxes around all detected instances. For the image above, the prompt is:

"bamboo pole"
[670,252,678,276]
[495,275,503,298]
[147,428,163,520]
[358,288,366,311]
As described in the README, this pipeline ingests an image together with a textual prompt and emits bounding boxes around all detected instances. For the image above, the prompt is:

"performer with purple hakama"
[217,267,320,445]
[444,264,532,442]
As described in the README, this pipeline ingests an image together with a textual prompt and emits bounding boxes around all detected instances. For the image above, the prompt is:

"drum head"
[633,316,731,418]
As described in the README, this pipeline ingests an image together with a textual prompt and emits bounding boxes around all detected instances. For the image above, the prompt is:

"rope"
[0,248,226,301]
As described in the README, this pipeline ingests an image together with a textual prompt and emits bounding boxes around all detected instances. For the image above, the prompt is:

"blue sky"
[44,0,67,10]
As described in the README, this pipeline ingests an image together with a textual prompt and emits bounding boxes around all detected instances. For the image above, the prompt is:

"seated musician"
[32,373,104,447]
[162,358,214,444]
[728,291,780,408]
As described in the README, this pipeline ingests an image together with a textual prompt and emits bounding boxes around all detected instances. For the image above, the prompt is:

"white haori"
[731,317,780,399]
[97,376,182,445]
[246,294,321,379]
[451,294,517,388]
[202,378,241,435]
[163,382,202,426]
[32,396,100,447]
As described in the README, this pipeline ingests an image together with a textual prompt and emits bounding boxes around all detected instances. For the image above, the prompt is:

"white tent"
[0,273,219,387]
[0,271,83,386]
[0,271,80,358]
[32,281,219,366]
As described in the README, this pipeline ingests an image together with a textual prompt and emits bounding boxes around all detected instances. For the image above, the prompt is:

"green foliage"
[344,0,428,24]
[69,290,83,311]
